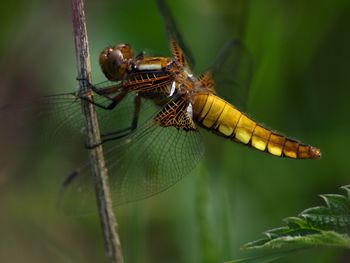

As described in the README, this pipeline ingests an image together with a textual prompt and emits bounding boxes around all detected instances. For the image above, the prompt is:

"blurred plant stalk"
[70,0,123,262]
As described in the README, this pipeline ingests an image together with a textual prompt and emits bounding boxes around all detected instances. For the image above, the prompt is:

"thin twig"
[70,0,123,262]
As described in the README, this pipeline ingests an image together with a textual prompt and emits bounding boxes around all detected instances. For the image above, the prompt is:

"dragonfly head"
[99,43,134,81]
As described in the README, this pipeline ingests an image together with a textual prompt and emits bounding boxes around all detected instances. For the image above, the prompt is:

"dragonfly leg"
[78,87,128,110]
[86,94,141,149]
[101,94,141,141]
[76,77,104,95]
[77,76,123,98]
[90,82,123,97]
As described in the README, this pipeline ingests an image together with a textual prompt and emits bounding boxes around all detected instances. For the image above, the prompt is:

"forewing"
[0,82,144,166]
[0,92,85,149]
[124,70,175,95]
[156,0,195,68]
[59,101,204,214]
[206,39,254,110]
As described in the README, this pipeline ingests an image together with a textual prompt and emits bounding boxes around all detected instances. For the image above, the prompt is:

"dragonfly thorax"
[173,67,197,93]
[134,57,172,71]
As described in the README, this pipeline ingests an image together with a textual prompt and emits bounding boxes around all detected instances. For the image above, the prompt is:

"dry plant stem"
[70,0,123,262]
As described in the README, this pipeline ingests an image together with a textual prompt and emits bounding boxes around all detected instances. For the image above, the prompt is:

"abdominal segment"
[192,93,321,159]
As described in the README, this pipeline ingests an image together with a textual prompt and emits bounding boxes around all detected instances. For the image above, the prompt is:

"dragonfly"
[2,0,320,212]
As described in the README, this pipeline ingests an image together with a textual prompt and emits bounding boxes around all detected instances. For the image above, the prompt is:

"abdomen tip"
[310,147,322,159]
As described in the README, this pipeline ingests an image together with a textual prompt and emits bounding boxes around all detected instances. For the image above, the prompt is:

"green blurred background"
[0,0,350,262]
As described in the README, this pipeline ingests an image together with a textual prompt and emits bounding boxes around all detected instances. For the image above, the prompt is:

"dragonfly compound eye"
[99,44,134,81]
[116,43,134,60]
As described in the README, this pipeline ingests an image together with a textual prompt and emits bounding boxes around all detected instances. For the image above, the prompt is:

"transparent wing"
[1,80,205,213]
[156,0,195,68]
[0,92,84,149]
[206,39,254,110]
[59,100,204,214]
[0,83,151,175]
[0,81,136,148]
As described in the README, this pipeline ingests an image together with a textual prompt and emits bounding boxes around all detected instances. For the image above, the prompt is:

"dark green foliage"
[231,186,350,263]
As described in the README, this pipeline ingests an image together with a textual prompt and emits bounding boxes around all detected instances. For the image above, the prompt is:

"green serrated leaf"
[264,227,290,238]
[320,194,350,213]
[300,205,350,231]
[301,206,331,217]
[341,185,350,199]
[284,217,312,229]
[243,231,350,250]
[235,185,350,263]
[263,227,320,241]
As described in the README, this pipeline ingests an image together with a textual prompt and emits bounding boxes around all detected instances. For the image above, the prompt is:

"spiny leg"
[86,94,141,149]
[77,77,124,105]
[90,82,123,96]
[79,87,128,110]
[101,94,141,142]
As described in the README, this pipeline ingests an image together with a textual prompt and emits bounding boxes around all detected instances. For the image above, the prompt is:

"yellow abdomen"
[192,93,321,159]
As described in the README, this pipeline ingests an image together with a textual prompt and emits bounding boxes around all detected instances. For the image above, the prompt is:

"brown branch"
[70,0,123,262]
